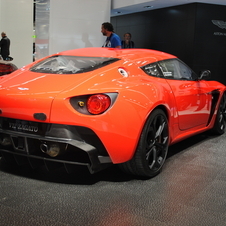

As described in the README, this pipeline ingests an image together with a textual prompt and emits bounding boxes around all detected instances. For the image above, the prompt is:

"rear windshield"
[30,55,120,74]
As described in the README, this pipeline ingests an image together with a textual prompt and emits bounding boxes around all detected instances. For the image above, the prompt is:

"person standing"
[121,32,135,48]
[101,22,121,48]
[0,32,10,60]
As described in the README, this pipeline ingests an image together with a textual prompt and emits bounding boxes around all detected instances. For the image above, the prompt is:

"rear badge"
[9,122,38,133]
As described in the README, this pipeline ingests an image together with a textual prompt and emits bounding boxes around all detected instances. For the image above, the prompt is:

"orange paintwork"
[0,47,225,164]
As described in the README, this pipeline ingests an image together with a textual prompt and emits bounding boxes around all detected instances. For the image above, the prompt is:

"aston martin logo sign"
[212,20,226,29]
[212,20,226,36]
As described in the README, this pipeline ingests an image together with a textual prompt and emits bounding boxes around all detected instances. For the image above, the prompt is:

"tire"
[119,109,169,178]
[212,93,226,135]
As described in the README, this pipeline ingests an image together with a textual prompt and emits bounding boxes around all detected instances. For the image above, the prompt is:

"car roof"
[57,47,176,63]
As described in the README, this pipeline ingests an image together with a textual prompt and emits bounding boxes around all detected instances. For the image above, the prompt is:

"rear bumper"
[0,117,112,173]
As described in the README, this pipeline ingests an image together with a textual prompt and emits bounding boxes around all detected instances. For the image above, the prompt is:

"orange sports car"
[0,47,225,178]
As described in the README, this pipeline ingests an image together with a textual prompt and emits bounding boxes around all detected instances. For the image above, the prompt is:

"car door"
[158,59,212,130]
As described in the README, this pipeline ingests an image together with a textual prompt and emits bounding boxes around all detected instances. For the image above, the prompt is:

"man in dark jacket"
[0,32,10,60]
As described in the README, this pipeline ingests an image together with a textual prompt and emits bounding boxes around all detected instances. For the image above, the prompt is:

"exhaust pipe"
[40,142,61,157]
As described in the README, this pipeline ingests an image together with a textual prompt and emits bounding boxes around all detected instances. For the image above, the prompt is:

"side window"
[176,60,198,80]
[141,63,163,77]
[158,60,177,79]
[158,59,198,80]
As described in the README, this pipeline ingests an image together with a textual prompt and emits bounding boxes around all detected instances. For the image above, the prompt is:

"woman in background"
[121,32,135,48]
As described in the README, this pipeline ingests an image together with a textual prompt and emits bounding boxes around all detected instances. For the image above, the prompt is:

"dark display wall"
[111,3,226,85]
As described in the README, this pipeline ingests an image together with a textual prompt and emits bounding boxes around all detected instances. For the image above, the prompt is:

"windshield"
[30,55,120,74]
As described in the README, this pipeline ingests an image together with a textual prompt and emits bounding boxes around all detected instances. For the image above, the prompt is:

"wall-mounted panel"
[0,0,33,68]
[35,0,111,59]
[49,0,110,56]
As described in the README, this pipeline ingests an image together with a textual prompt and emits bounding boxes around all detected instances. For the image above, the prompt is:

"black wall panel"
[111,3,226,85]
[193,4,226,84]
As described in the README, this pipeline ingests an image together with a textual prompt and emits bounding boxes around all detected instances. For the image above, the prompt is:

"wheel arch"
[145,104,172,143]
[118,104,170,177]
[153,105,170,120]
[145,105,171,129]
[136,104,171,144]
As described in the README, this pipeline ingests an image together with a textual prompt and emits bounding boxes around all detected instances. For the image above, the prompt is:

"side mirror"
[199,70,211,80]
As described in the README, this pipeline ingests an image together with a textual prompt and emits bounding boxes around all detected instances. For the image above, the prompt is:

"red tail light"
[87,94,111,114]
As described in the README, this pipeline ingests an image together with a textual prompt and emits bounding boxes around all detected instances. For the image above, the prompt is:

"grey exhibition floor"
[1,131,226,226]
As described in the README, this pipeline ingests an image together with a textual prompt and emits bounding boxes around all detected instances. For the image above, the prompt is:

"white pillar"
[35,0,111,60]
[0,0,33,68]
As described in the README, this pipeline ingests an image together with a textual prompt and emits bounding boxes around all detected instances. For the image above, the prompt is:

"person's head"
[1,32,6,38]
[124,33,132,41]
[101,22,114,36]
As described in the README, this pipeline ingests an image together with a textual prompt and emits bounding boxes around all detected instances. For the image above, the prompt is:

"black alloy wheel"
[212,93,226,135]
[120,109,169,178]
